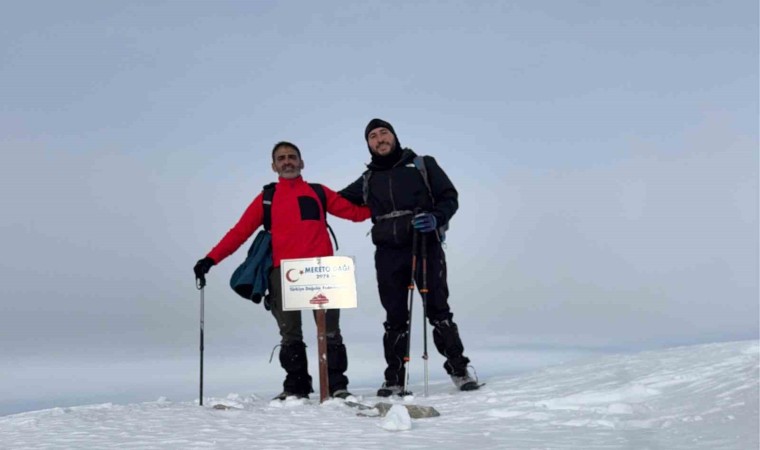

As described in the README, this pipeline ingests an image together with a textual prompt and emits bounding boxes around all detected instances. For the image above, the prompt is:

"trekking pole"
[196,277,205,406]
[402,228,419,396]
[420,232,429,397]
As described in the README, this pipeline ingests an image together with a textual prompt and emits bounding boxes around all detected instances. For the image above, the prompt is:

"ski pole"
[403,228,419,396]
[420,232,429,397]
[196,277,205,406]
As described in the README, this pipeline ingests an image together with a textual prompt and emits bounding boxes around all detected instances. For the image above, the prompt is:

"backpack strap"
[308,183,327,213]
[262,182,338,250]
[262,182,276,232]
[413,155,436,207]
[413,155,449,241]
[308,183,339,251]
[361,170,372,205]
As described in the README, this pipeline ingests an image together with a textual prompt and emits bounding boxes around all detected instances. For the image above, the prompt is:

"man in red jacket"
[194,141,370,400]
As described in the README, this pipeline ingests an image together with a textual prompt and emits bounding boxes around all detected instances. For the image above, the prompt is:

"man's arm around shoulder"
[323,184,371,222]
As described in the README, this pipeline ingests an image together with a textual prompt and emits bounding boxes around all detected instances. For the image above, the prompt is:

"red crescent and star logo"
[285,269,302,282]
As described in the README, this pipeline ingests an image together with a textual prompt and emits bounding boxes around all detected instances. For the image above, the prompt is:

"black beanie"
[364,118,396,141]
[364,118,403,167]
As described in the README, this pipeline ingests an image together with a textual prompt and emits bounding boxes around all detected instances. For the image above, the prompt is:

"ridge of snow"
[0,340,756,449]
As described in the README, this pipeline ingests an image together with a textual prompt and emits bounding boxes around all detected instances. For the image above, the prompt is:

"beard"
[373,142,392,154]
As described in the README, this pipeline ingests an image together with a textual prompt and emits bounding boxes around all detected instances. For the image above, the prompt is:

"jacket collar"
[277,175,305,187]
[367,148,417,171]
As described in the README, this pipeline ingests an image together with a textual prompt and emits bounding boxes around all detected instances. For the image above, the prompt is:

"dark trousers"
[375,235,470,384]
[268,267,349,394]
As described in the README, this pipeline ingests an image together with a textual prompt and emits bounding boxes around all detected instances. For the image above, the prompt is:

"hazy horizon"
[1,0,757,416]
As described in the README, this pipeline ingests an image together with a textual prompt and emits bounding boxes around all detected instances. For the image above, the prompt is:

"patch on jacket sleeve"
[298,196,322,221]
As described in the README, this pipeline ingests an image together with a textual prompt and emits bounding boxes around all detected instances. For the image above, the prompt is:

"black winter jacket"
[340,148,458,248]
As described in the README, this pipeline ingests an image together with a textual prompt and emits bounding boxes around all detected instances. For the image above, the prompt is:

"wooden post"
[316,307,329,403]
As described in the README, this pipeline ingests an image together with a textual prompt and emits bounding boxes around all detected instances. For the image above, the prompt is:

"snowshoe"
[451,370,481,391]
[377,382,410,397]
[272,391,309,401]
[331,389,353,399]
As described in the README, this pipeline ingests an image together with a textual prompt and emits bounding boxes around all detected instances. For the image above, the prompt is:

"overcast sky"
[1,0,757,414]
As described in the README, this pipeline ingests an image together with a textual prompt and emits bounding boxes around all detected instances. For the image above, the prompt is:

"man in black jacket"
[340,118,479,395]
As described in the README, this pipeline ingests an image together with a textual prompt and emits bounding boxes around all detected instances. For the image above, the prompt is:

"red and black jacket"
[208,176,370,267]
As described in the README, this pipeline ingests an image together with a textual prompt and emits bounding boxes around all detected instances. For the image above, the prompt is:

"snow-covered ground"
[1,340,757,449]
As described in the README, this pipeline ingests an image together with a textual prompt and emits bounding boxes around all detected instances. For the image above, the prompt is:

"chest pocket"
[298,196,322,221]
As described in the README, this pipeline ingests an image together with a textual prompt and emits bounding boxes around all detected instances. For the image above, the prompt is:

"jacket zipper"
[389,177,398,244]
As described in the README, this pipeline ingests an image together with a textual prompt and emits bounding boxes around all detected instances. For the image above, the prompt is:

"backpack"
[361,155,448,240]
[262,182,339,250]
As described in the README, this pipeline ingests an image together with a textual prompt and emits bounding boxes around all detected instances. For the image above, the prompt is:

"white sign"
[280,256,358,311]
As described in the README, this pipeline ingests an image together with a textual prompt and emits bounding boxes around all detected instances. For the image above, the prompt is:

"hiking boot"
[377,382,409,397]
[451,370,480,391]
[272,391,309,401]
[331,389,353,400]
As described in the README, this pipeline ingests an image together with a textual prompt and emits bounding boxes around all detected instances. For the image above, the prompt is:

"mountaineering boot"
[331,389,353,399]
[380,322,409,392]
[432,319,471,377]
[451,369,480,391]
[377,382,408,397]
[327,334,350,397]
[278,341,313,399]
[272,391,309,401]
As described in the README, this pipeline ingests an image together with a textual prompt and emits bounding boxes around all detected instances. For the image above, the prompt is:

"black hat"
[364,118,396,141]
[364,118,403,167]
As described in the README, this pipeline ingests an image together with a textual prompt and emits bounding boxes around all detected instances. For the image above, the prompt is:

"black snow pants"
[374,236,470,385]
[269,267,349,395]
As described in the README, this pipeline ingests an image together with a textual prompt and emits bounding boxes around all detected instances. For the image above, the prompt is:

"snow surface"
[1,341,756,449]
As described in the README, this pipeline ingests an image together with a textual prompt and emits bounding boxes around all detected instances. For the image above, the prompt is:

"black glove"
[412,212,438,233]
[193,257,215,288]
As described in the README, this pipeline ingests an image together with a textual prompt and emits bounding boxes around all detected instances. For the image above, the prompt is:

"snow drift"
[1,340,757,449]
